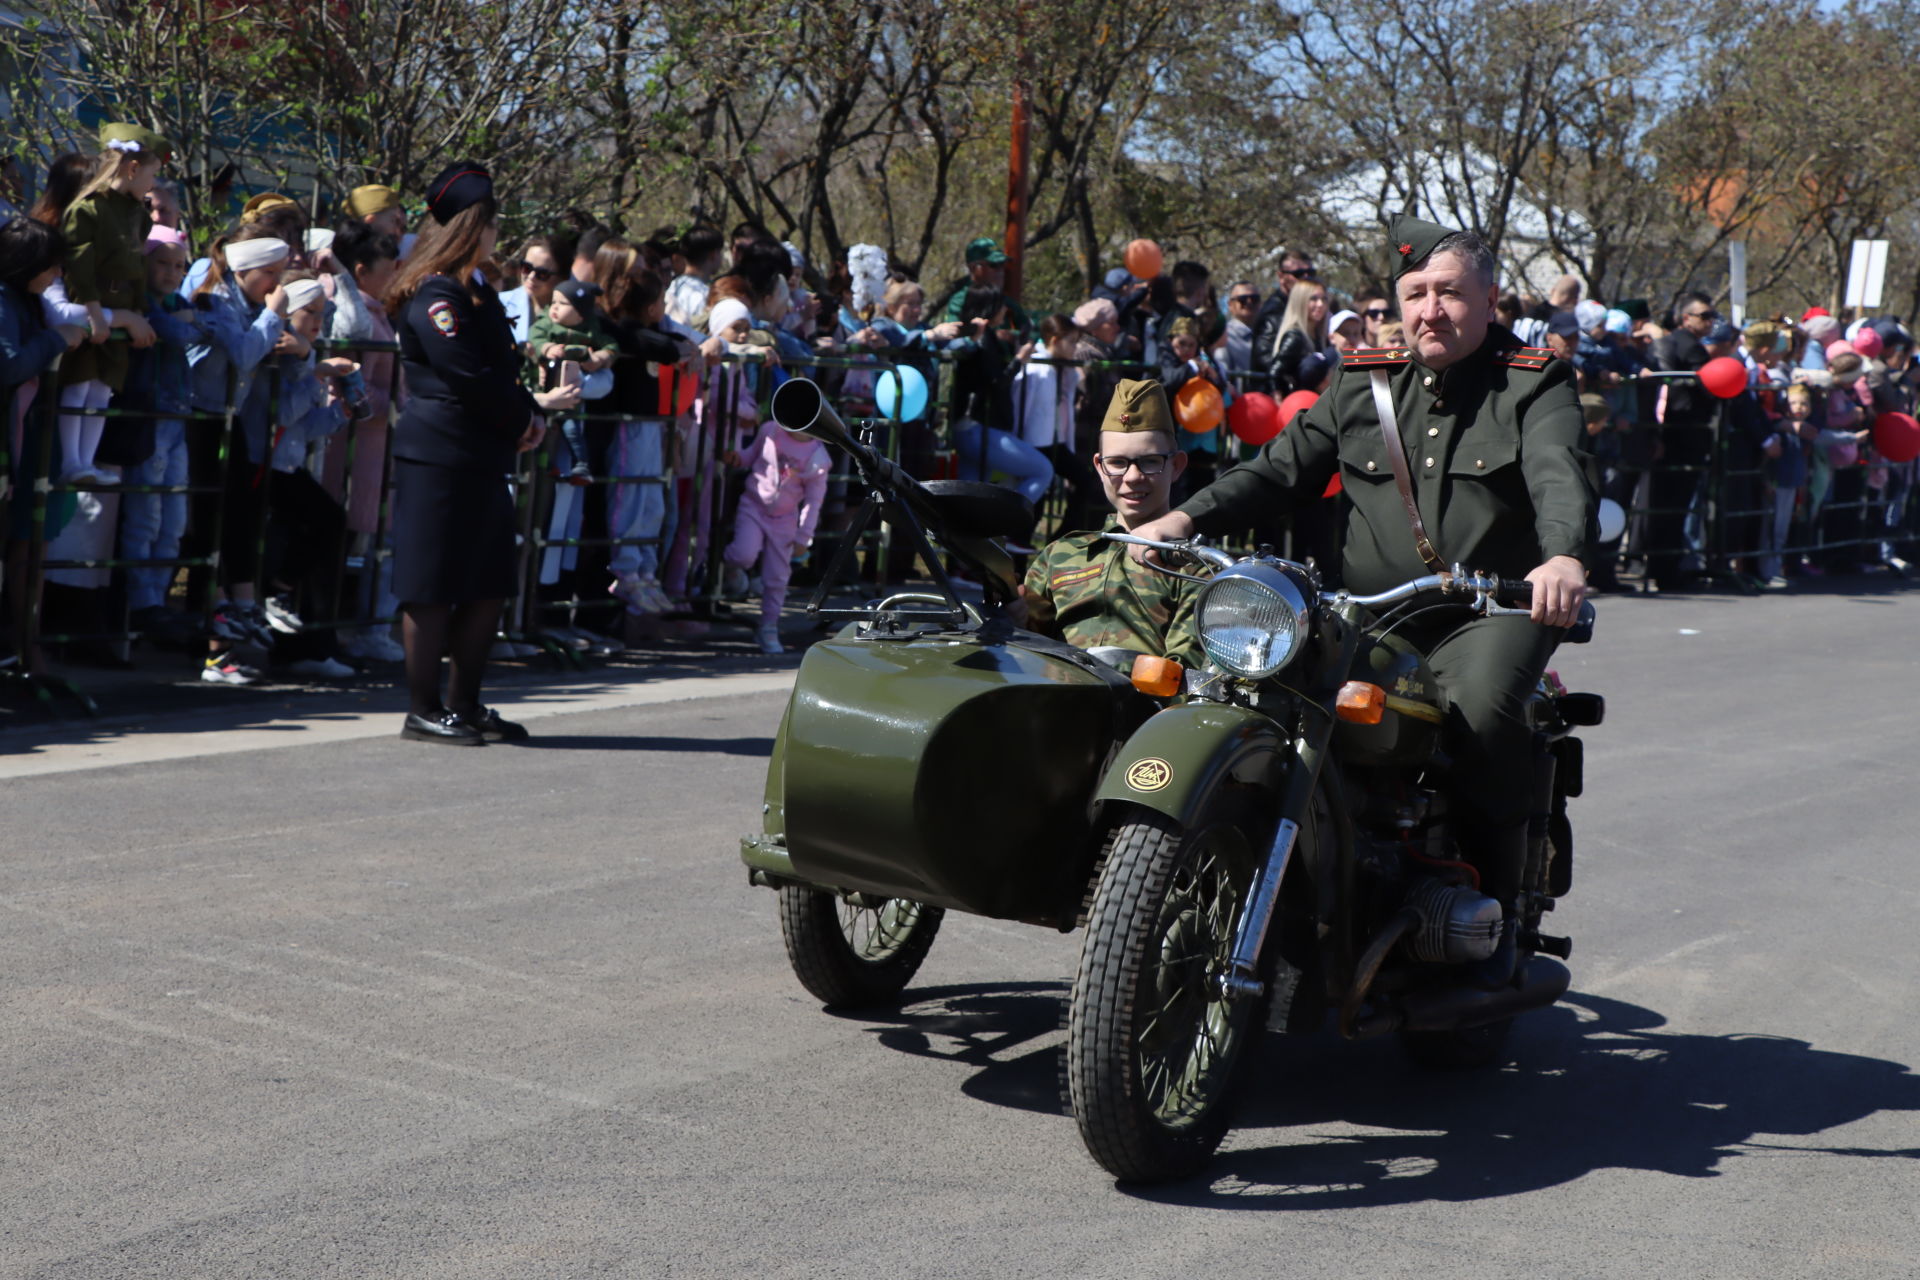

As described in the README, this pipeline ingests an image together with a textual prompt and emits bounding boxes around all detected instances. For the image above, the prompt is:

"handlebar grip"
[1498,578,1534,603]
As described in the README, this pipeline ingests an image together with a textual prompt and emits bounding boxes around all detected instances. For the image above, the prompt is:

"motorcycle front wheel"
[777,886,944,1009]
[1069,796,1264,1182]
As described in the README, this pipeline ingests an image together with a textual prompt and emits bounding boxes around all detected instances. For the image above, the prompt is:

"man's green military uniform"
[1181,214,1595,889]
[1023,528,1203,665]
[941,237,1032,337]
[1023,378,1202,665]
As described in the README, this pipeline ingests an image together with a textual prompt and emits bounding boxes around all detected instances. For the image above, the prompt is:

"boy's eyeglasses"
[520,261,560,280]
[1097,452,1172,477]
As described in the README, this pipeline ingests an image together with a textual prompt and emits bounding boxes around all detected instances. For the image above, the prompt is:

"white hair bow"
[105,138,142,154]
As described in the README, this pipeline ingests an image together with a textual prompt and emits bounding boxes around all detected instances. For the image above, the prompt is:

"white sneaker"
[287,656,356,679]
[202,651,262,685]
[638,577,674,613]
[756,623,785,655]
[609,575,655,616]
[571,625,623,655]
[357,630,406,663]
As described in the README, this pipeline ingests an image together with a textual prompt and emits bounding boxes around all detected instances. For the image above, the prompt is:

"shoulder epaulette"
[1493,345,1555,370]
[1342,346,1412,368]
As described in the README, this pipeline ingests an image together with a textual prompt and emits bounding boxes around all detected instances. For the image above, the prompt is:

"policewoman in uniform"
[387,161,581,744]
[1129,213,1595,903]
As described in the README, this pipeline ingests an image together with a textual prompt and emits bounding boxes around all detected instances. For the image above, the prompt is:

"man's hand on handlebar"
[1523,555,1587,628]
[1122,511,1196,564]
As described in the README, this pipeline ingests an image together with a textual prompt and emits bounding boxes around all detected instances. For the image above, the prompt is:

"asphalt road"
[4,583,1919,1278]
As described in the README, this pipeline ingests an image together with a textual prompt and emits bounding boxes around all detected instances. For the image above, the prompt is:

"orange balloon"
[1172,378,1224,433]
[1124,238,1163,281]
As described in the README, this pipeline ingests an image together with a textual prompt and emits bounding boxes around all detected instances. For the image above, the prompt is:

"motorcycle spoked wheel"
[777,886,945,1010]
[1069,792,1268,1183]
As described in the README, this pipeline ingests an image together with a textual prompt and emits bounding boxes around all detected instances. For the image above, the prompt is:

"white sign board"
[1846,239,1889,310]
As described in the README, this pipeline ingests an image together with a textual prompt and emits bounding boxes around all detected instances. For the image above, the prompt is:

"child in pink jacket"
[723,420,830,653]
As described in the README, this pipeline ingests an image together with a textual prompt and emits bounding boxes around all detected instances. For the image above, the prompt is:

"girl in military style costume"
[56,123,169,483]
[386,161,580,745]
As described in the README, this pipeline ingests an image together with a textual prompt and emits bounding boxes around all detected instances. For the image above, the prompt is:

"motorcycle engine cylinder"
[1404,879,1504,964]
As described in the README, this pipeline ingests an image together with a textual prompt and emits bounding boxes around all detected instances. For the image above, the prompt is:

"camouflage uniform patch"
[1022,525,1203,666]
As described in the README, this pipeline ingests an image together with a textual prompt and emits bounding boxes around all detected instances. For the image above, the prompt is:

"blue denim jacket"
[186,277,285,463]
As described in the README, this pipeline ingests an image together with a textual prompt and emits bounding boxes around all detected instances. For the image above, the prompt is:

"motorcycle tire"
[1400,1017,1513,1070]
[1069,796,1267,1183]
[777,886,944,1010]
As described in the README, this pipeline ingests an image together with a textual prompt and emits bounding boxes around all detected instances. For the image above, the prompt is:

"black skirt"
[391,458,519,604]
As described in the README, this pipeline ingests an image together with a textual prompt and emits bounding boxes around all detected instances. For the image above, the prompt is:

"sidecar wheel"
[777,886,944,1009]
[1069,798,1265,1183]
[1400,1018,1513,1070]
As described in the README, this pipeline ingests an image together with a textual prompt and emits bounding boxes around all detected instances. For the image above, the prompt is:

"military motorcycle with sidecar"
[740,379,1604,1183]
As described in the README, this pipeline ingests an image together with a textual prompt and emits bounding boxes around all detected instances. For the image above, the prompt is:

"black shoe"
[401,710,486,745]
[453,705,529,742]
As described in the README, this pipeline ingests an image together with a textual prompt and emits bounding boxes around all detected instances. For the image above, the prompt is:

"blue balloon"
[874,363,929,422]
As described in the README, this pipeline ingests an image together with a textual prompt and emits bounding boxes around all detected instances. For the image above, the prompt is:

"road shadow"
[834,981,1071,1117]
[516,734,773,756]
[844,984,1920,1201]
[1138,990,1920,1206]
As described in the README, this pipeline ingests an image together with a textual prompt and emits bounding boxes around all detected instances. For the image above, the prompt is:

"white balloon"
[1597,497,1627,544]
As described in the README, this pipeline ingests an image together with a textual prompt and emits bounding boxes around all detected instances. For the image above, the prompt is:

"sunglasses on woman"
[520,261,560,281]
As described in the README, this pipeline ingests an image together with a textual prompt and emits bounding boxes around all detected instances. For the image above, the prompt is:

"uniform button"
[1424,457,1435,468]
[1427,427,1439,437]
[1423,375,1433,387]
[1434,400,1446,410]
[1475,459,1486,469]
[1365,460,1376,472]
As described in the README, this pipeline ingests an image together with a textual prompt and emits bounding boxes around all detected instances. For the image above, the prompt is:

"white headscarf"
[283,278,326,314]
[707,297,752,336]
[225,238,290,273]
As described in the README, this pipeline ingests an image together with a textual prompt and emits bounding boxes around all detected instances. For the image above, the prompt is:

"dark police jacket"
[395,273,538,472]
[1181,325,1595,595]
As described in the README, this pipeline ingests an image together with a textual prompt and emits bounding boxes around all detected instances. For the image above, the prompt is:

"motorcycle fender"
[1092,702,1287,829]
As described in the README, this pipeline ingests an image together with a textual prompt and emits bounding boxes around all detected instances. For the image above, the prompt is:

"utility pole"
[1003,9,1031,304]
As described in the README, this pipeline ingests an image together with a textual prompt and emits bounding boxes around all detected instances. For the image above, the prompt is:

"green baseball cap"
[965,236,1008,266]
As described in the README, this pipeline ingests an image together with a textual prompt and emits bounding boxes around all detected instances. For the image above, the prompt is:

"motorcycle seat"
[919,479,1035,541]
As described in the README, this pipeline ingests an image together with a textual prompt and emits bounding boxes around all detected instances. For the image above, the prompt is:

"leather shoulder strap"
[1369,368,1450,576]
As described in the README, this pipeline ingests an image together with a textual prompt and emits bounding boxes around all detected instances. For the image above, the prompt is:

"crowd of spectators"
[3,131,1913,694]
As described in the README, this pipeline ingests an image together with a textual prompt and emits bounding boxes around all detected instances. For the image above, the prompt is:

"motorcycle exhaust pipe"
[1350,956,1571,1038]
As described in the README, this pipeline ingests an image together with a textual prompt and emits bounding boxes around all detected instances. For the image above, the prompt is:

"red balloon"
[1874,411,1920,463]
[1124,239,1163,281]
[1227,391,1280,445]
[1698,356,1748,399]
[1278,389,1320,428]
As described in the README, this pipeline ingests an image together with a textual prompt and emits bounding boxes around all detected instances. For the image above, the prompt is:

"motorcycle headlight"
[1197,562,1313,680]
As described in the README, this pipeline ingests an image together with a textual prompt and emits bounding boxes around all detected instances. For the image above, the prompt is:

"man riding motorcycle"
[1015,378,1204,665]
[1127,213,1597,904]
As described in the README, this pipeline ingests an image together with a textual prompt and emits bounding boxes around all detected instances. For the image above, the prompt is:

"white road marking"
[0,670,796,780]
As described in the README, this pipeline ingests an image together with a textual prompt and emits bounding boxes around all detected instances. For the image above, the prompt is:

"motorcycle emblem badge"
[1125,758,1173,793]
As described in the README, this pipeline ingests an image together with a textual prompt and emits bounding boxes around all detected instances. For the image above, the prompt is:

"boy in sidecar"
[1014,378,1204,666]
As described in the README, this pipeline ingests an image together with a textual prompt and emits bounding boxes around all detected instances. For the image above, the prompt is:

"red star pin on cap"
[1399,243,1413,255]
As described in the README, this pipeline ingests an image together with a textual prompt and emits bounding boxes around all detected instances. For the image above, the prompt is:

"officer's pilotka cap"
[554,278,601,316]
[1101,378,1176,436]
[1389,212,1461,282]
[425,161,494,224]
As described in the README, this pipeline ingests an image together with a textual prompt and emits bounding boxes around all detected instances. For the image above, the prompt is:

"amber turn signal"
[1335,680,1386,724]
[1131,655,1185,698]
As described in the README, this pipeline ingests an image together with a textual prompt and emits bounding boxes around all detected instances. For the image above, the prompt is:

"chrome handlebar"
[1328,565,1532,617]
[1099,533,1238,571]
[1097,537,1532,617]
